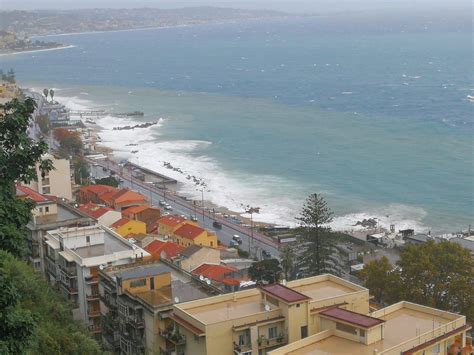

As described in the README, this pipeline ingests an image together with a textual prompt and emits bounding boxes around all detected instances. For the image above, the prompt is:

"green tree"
[0,98,52,257]
[359,241,474,324]
[73,157,90,185]
[296,193,340,276]
[94,176,119,187]
[248,258,282,284]
[0,251,102,354]
[280,245,295,281]
[358,256,400,305]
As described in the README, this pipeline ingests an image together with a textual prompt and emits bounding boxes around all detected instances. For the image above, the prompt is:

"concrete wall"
[27,155,73,200]
[181,247,220,272]
[98,210,122,227]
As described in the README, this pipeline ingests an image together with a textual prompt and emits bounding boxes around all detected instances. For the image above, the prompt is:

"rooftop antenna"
[264,304,271,312]
[174,296,179,304]
[99,264,105,270]
[282,279,287,286]
[206,279,211,285]
[199,275,204,281]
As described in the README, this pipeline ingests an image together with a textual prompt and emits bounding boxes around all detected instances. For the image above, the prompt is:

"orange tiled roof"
[145,240,185,260]
[158,215,186,228]
[122,204,151,217]
[16,184,50,203]
[110,189,146,205]
[79,202,114,219]
[80,184,117,195]
[174,223,205,240]
[192,263,237,282]
[111,217,132,229]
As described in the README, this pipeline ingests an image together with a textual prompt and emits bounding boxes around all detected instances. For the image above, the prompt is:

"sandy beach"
[0,45,76,57]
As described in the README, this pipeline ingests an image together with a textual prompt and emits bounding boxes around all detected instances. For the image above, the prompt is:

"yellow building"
[169,274,472,355]
[99,262,214,354]
[173,223,218,248]
[170,274,369,355]
[111,218,146,238]
[26,153,73,200]
[157,215,191,237]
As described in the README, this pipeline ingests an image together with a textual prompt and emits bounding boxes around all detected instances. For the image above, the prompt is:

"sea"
[2,13,473,233]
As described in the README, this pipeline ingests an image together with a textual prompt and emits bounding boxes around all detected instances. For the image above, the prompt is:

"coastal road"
[88,159,281,260]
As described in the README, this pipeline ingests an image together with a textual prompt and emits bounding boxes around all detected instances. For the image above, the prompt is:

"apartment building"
[170,274,472,355]
[42,225,150,338]
[171,274,369,355]
[26,153,73,200]
[269,302,471,355]
[16,185,93,272]
[99,261,217,354]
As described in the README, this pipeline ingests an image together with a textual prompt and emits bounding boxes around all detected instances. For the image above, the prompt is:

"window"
[42,186,50,194]
[300,326,308,338]
[336,322,358,335]
[39,207,43,212]
[86,236,90,243]
[296,303,300,308]
[432,343,440,354]
[359,329,366,337]
[130,278,146,288]
[45,206,49,213]
[268,326,278,339]
[238,334,245,345]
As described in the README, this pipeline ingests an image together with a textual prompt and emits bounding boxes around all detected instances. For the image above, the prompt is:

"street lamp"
[245,206,260,255]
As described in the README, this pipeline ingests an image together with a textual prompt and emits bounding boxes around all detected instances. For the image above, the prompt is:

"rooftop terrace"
[270,302,465,355]
[184,291,276,324]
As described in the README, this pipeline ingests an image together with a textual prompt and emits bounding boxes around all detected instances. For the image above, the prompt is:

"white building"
[42,225,150,338]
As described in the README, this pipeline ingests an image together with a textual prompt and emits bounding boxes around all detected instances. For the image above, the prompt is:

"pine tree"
[296,193,341,276]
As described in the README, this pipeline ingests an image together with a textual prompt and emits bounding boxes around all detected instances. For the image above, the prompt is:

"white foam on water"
[50,89,431,232]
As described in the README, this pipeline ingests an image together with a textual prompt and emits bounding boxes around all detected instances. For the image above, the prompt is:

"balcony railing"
[161,329,186,345]
[85,276,99,284]
[87,293,100,301]
[234,343,252,354]
[88,325,102,334]
[88,309,101,317]
[258,335,287,349]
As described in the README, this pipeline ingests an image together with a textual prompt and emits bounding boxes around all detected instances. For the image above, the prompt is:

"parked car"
[190,216,198,222]
[232,235,242,244]
[229,240,240,248]
[262,250,271,259]
[159,200,166,206]
[213,221,222,229]
[164,205,173,211]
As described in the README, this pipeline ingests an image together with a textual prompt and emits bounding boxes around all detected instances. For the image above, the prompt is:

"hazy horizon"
[0,0,470,13]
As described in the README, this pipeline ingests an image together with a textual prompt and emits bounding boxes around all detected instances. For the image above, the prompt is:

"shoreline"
[0,45,76,57]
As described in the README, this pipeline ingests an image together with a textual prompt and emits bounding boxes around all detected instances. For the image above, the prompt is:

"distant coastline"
[0,44,75,57]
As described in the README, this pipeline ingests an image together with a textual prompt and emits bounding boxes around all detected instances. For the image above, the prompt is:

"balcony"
[234,343,252,354]
[161,329,186,345]
[85,276,98,284]
[88,309,101,318]
[257,335,287,349]
[126,316,144,328]
[88,325,102,334]
[87,293,100,301]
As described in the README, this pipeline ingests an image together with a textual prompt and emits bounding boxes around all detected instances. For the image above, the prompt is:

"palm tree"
[43,88,49,101]
[49,89,55,102]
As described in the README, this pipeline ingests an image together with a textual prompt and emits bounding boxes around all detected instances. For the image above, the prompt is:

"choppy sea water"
[3,15,473,233]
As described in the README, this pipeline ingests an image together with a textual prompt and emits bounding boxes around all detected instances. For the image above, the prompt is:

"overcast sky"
[0,0,469,13]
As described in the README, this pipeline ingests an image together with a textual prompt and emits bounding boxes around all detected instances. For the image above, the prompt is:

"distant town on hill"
[0,7,293,36]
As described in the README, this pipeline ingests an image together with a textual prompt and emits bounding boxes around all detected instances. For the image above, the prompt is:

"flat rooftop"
[281,306,456,355]
[136,279,210,308]
[292,280,356,301]
[72,230,133,259]
[185,293,275,324]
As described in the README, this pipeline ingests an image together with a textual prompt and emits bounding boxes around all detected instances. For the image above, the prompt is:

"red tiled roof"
[79,202,114,219]
[16,185,49,203]
[145,240,185,259]
[111,218,132,229]
[319,307,385,328]
[122,204,151,217]
[261,284,311,303]
[158,215,186,228]
[174,223,205,240]
[192,263,236,282]
[222,278,241,286]
[112,189,146,204]
[80,184,116,195]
